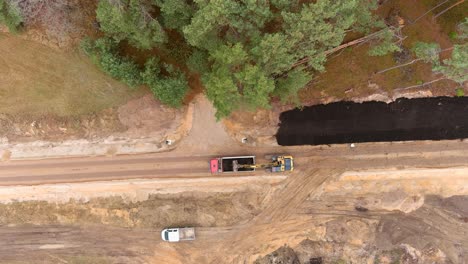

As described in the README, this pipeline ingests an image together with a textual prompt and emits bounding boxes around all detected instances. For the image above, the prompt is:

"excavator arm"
[231,155,293,172]
[235,161,280,169]
[233,161,280,169]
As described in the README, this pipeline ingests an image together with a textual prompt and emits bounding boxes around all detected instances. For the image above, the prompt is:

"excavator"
[233,155,294,172]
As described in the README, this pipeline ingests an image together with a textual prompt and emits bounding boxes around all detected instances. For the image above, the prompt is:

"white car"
[161,227,195,242]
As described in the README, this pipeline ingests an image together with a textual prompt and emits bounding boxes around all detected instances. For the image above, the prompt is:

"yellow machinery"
[233,155,294,172]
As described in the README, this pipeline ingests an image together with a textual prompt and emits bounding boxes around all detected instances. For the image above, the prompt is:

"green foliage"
[96,0,166,49]
[251,33,296,75]
[368,29,401,56]
[353,0,383,33]
[154,0,193,31]
[270,0,294,10]
[434,44,468,84]
[182,0,239,48]
[456,88,464,97]
[411,41,467,84]
[457,18,468,40]
[87,0,390,117]
[187,49,209,74]
[82,37,190,107]
[413,42,467,84]
[449,31,458,40]
[202,43,247,118]
[274,68,312,104]
[0,0,22,33]
[412,42,441,63]
[235,64,275,109]
[141,59,189,107]
[183,0,382,117]
[140,57,161,78]
[282,0,359,66]
[81,37,143,87]
[203,67,242,119]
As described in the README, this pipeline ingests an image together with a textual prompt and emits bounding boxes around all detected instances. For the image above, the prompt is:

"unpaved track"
[253,169,343,223]
[0,225,158,263]
[208,169,344,263]
[1,140,468,263]
[2,140,468,185]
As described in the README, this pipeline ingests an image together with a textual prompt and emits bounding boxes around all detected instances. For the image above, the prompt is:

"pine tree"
[96,0,166,50]
[0,0,22,33]
[85,0,392,117]
[434,45,468,84]
[413,42,468,84]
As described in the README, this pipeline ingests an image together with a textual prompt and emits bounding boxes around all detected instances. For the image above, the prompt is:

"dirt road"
[2,139,468,185]
[1,140,468,263]
[0,225,159,263]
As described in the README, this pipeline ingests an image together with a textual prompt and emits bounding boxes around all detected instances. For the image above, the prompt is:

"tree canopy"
[96,0,167,49]
[85,0,394,118]
[0,0,22,33]
[182,0,386,118]
[413,42,468,85]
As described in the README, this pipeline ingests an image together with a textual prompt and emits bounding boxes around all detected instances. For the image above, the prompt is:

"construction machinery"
[234,155,294,172]
[210,155,294,173]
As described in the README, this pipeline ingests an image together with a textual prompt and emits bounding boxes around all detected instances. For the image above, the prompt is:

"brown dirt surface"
[0,1,466,263]
[174,95,243,154]
[0,143,467,263]
[298,0,461,103]
[0,94,185,143]
[0,191,268,228]
[0,225,157,264]
[254,195,467,264]
[0,33,165,142]
[254,246,300,264]
[117,94,182,138]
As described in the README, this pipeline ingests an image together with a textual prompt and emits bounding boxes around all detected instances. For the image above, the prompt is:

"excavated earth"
[0,1,467,263]
[277,97,468,146]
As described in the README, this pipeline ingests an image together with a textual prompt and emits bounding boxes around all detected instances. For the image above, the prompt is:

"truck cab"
[271,155,294,172]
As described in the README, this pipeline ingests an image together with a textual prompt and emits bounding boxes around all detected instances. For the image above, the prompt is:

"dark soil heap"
[277,97,468,145]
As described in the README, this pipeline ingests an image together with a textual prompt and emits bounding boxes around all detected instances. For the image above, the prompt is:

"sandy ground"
[0,176,286,203]
[0,1,466,262]
[1,77,467,263]
[0,95,192,160]
[1,141,467,263]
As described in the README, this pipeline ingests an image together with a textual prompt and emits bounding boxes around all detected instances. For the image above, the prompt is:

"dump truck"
[210,155,293,173]
[210,156,256,173]
[161,227,195,242]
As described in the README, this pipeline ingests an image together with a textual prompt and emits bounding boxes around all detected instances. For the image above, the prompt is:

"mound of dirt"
[255,195,467,264]
[0,94,185,144]
[254,246,300,264]
[0,190,268,228]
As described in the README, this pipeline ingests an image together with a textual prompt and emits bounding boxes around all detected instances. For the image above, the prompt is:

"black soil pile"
[277,97,468,146]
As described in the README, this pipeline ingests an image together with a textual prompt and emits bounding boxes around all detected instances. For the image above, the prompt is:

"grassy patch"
[0,34,144,118]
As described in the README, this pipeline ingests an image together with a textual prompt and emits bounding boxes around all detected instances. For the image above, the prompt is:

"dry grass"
[0,33,144,118]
